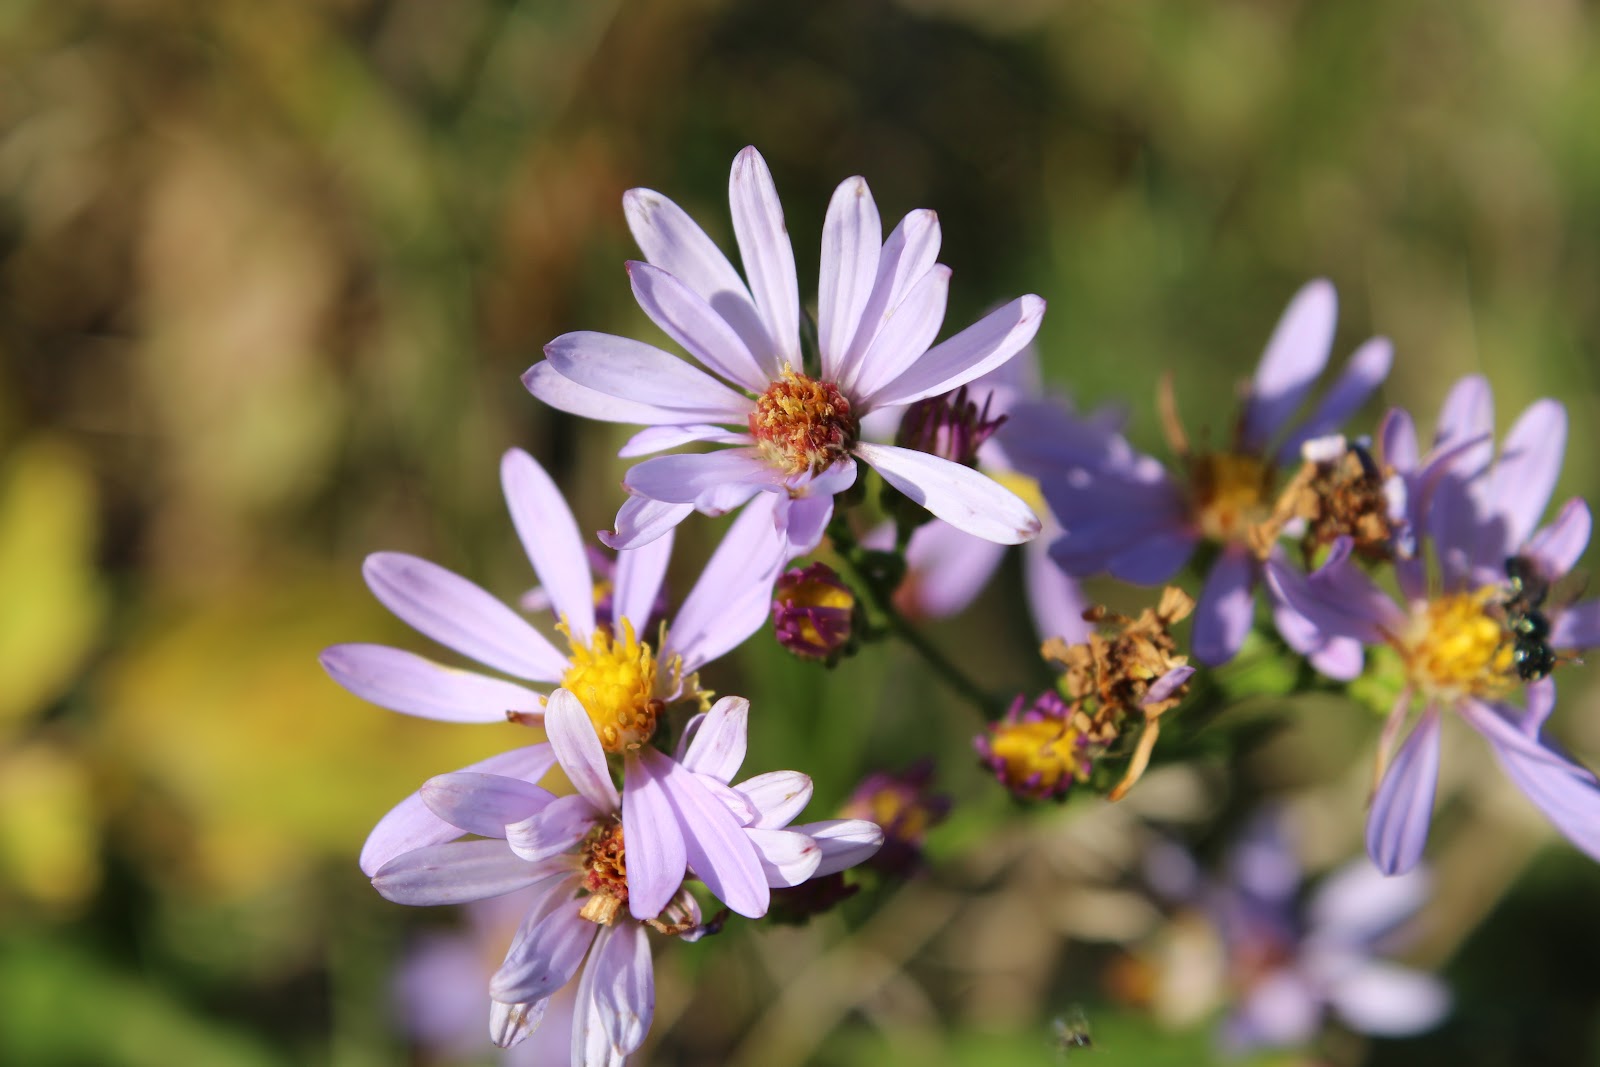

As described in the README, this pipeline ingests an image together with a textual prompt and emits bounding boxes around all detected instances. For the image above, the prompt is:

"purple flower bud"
[974,691,1094,802]
[895,385,1008,468]
[839,759,953,876]
[772,562,858,664]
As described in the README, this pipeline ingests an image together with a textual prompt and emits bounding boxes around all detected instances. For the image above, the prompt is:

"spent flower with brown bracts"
[1042,586,1198,801]
[1249,434,1403,568]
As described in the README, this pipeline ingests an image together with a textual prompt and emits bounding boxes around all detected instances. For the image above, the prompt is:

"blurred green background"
[5,0,1600,1064]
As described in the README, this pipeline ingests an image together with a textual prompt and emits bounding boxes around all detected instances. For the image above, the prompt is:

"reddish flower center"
[749,366,857,477]
[578,821,628,925]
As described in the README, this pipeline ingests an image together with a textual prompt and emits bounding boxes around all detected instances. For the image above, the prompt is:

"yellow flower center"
[988,718,1089,796]
[1188,452,1275,543]
[1398,587,1515,702]
[748,365,858,477]
[560,619,662,753]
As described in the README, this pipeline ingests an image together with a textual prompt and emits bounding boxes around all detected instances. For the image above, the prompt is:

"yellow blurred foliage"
[95,569,539,899]
[0,737,99,912]
[0,438,106,736]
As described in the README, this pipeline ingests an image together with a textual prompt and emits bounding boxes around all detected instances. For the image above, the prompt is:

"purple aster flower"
[1148,813,1448,1053]
[522,146,1045,554]
[320,447,786,877]
[371,689,882,1058]
[771,562,859,664]
[1038,280,1394,665]
[1266,377,1600,874]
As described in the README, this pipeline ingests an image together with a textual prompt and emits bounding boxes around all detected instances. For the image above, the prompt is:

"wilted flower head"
[771,562,858,664]
[523,146,1044,555]
[839,759,952,876]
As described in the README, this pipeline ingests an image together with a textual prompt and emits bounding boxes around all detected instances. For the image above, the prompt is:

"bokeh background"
[5,0,1600,1064]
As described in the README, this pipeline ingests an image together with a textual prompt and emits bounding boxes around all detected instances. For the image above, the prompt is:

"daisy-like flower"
[1142,813,1448,1053]
[522,146,1045,554]
[372,690,882,1061]
[1038,280,1394,665]
[321,447,786,877]
[1266,376,1600,874]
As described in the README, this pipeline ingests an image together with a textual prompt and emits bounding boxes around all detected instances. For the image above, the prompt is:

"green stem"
[828,518,1003,719]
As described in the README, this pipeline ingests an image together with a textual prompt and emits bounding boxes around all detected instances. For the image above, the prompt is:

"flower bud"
[839,759,952,876]
[772,563,859,664]
[894,384,1006,468]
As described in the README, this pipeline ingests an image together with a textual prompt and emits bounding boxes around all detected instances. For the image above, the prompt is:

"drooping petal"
[523,359,725,427]
[589,919,655,1057]
[734,770,815,830]
[838,208,942,391]
[543,689,620,813]
[1273,596,1365,682]
[1481,399,1567,564]
[1143,665,1195,705]
[489,996,549,1049]
[420,772,555,838]
[666,492,788,673]
[728,147,800,369]
[600,496,696,552]
[854,442,1040,544]
[623,186,772,375]
[617,424,753,459]
[1525,498,1592,580]
[362,553,567,682]
[1277,336,1393,462]
[359,744,557,876]
[320,644,546,724]
[817,176,882,380]
[620,752,687,921]
[844,265,951,402]
[680,696,750,783]
[626,260,771,393]
[571,925,624,1067]
[1366,708,1442,876]
[747,827,823,887]
[1461,699,1600,862]
[1262,551,1394,647]
[501,447,596,644]
[1325,961,1450,1036]
[372,840,563,906]
[622,449,780,511]
[1240,279,1338,451]
[543,332,754,423]
[490,885,596,1003]
[1193,546,1258,666]
[506,793,602,863]
[798,818,885,876]
[776,461,855,555]
[612,528,674,637]
[858,295,1046,410]
[642,747,769,918]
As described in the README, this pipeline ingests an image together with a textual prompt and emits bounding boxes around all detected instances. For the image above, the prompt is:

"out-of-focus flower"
[1136,815,1449,1053]
[873,350,1112,645]
[320,448,786,877]
[1039,280,1393,665]
[838,759,951,876]
[771,562,859,664]
[523,146,1044,553]
[1267,377,1600,874]
[372,690,882,1058]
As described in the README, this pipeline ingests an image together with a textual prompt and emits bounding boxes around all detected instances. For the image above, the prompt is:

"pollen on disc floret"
[748,365,858,477]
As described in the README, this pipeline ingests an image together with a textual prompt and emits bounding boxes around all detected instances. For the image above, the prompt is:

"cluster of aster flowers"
[325,145,1600,1063]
